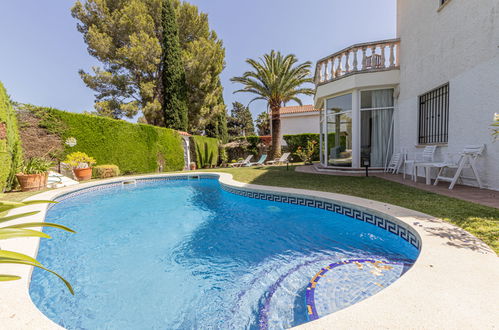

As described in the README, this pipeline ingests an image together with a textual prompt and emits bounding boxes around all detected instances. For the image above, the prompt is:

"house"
[314,0,499,190]
[279,105,320,144]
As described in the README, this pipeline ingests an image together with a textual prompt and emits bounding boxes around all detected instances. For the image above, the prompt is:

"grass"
[1,166,497,253]
[203,166,498,253]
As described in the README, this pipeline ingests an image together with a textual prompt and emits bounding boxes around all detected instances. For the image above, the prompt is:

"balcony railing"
[315,38,400,85]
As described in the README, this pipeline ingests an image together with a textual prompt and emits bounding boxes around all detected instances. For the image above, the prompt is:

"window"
[418,83,449,144]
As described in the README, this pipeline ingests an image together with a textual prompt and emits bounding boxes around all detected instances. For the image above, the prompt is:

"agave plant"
[0,200,75,294]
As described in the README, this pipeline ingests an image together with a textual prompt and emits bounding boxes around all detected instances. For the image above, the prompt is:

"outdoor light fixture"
[363,159,370,177]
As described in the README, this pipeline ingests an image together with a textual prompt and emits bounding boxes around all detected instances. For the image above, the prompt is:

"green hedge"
[283,133,346,161]
[0,82,23,191]
[190,135,219,168]
[22,105,185,174]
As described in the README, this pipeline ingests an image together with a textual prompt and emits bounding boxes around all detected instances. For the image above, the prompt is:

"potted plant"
[16,157,53,192]
[189,162,197,170]
[64,152,96,181]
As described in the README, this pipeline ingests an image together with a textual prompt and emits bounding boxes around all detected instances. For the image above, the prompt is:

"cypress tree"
[161,0,188,130]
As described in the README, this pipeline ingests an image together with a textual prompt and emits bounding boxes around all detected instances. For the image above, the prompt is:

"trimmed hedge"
[190,135,219,168]
[0,82,23,191]
[22,105,185,174]
[283,133,346,161]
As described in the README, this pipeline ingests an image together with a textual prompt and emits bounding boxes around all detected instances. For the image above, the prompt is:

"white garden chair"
[433,145,485,189]
[403,145,438,182]
[385,152,402,174]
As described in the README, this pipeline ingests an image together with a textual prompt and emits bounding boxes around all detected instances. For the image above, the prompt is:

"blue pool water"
[30,178,419,329]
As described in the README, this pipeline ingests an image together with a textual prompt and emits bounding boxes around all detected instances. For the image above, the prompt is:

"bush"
[283,133,346,162]
[18,105,185,174]
[190,135,219,168]
[0,82,23,191]
[93,164,120,178]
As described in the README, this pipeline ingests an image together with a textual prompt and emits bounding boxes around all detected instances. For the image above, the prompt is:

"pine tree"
[227,102,255,137]
[161,0,188,130]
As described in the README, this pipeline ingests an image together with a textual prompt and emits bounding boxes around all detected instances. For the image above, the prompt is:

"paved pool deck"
[0,172,498,329]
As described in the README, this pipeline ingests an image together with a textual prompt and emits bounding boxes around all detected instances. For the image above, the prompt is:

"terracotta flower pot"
[73,167,92,181]
[189,163,197,170]
[16,173,46,192]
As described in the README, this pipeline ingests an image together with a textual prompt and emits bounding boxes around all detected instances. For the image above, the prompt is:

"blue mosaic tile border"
[220,184,421,250]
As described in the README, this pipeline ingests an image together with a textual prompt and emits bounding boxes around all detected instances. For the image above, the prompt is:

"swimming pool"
[30,176,419,329]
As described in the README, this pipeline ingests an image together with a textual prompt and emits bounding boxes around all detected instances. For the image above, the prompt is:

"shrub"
[18,105,185,174]
[64,152,96,169]
[0,82,23,191]
[93,164,120,178]
[283,133,346,162]
[295,140,318,164]
[190,135,219,168]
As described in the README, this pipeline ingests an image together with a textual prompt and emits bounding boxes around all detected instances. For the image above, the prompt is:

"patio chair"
[266,152,290,166]
[433,145,485,189]
[229,155,253,168]
[385,152,402,174]
[245,154,267,167]
[403,145,438,182]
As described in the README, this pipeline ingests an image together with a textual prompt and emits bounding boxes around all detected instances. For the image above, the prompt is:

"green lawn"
[2,166,497,253]
[203,166,498,253]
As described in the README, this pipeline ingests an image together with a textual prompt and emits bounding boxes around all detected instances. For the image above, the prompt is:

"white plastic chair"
[403,145,438,182]
[385,153,402,174]
[433,145,485,189]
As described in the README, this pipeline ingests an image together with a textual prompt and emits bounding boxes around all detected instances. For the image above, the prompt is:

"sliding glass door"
[360,89,394,168]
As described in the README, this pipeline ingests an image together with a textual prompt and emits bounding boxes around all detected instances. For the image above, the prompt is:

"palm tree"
[231,50,314,159]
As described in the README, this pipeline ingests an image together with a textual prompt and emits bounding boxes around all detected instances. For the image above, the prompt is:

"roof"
[279,105,319,115]
[177,131,192,137]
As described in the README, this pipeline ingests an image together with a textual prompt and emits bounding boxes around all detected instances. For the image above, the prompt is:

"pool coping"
[0,172,497,329]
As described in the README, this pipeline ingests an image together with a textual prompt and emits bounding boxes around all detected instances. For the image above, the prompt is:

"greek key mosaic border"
[220,185,421,250]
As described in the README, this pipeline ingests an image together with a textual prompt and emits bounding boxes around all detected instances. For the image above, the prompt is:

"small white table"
[414,162,446,185]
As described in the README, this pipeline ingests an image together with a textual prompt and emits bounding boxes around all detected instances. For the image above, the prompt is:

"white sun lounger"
[266,152,290,166]
[229,155,253,167]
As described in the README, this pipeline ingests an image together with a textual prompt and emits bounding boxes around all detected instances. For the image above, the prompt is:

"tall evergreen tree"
[72,0,227,132]
[161,0,188,130]
[227,102,255,137]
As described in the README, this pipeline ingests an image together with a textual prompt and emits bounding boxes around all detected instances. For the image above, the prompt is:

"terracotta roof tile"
[279,105,319,114]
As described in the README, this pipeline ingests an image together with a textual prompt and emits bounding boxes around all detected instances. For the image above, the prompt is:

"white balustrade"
[315,39,400,85]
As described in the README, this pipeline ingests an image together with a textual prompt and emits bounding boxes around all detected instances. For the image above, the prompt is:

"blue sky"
[0,0,396,120]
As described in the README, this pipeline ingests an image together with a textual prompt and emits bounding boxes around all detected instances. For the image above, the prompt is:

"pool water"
[30,179,418,329]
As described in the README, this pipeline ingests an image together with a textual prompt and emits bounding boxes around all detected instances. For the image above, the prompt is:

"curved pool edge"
[0,172,497,330]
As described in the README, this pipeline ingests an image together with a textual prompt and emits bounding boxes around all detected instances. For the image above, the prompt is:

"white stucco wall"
[396,0,499,189]
[280,113,320,144]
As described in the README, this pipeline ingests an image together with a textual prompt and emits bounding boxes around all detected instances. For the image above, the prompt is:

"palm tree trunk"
[270,105,282,159]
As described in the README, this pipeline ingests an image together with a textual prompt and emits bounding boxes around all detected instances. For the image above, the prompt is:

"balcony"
[314,39,400,86]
